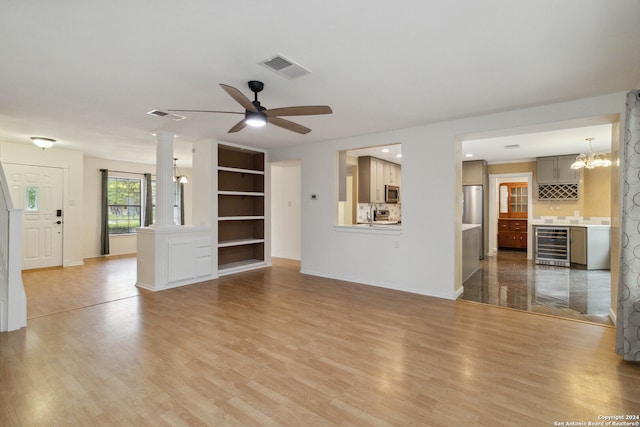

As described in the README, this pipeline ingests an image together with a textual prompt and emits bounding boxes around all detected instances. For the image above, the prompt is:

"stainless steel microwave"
[385,185,400,203]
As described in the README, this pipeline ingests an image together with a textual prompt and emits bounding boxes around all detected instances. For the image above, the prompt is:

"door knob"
[56,220,62,224]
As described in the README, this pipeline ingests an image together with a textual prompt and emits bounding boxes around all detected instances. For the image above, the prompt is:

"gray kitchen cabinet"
[383,162,401,186]
[358,156,385,203]
[537,155,579,184]
[570,226,610,270]
[462,225,481,282]
[462,160,487,186]
[358,156,401,203]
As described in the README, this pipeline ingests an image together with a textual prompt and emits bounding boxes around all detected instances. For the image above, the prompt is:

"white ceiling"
[348,144,402,164]
[1,1,639,168]
[463,122,613,164]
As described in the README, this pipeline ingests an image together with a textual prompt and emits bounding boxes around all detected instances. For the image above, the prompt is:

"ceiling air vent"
[259,54,311,79]
[147,109,169,117]
[146,110,185,121]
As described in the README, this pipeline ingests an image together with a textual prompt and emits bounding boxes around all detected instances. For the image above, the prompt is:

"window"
[25,186,39,211]
[336,143,402,226]
[107,177,141,234]
[173,181,183,225]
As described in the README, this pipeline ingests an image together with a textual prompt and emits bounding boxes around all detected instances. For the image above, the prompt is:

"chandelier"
[570,137,611,170]
[173,158,188,184]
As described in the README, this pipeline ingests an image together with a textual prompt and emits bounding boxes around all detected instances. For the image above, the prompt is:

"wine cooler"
[534,226,570,267]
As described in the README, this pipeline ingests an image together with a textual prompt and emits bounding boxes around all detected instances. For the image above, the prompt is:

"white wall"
[0,141,84,267]
[269,92,627,300]
[271,162,301,260]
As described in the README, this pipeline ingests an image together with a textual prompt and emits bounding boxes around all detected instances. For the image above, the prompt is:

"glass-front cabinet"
[499,182,528,219]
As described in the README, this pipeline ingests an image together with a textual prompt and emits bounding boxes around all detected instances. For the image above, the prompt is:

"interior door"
[3,164,64,269]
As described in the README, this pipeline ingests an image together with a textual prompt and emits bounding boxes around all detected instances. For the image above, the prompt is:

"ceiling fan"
[169,80,332,135]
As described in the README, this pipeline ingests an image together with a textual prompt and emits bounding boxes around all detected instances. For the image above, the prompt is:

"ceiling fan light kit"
[245,110,267,128]
[169,80,332,134]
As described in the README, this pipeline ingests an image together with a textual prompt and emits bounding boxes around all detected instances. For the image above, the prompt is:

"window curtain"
[144,173,153,226]
[100,169,110,255]
[179,182,185,225]
[617,89,640,361]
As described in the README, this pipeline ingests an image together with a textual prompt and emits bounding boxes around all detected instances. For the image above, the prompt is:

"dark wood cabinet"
[498,219,528,249]
[499,182,528,219]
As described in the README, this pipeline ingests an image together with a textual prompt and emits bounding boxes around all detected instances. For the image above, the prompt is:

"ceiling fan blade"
[228,119,247,133]
[269,116,311,134]
[220,84,258,112]
[265,106,332,117]
[168,109,243,114]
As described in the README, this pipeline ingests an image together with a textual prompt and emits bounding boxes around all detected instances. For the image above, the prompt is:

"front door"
[3,163,64,269]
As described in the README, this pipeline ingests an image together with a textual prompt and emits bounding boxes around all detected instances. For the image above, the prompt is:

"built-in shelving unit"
[217,144,266,275]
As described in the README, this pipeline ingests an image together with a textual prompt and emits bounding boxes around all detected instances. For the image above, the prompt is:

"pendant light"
[570,138,611,170]
[173,158,188,184]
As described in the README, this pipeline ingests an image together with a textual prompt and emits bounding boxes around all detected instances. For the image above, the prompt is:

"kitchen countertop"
[531,223,610,228]
[365,220,400,225]
[334,223,402,234]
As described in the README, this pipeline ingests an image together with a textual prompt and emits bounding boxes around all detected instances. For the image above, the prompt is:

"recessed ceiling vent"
[259,54,311,79]
[147,109,168,117]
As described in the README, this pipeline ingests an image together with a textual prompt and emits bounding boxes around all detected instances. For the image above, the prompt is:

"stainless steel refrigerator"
[462,185,484,259]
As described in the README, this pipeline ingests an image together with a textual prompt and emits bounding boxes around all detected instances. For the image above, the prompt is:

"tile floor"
[462,249,613,326]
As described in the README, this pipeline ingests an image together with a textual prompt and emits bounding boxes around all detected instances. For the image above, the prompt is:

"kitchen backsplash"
[531,215,610,225]
[357,203,402,223]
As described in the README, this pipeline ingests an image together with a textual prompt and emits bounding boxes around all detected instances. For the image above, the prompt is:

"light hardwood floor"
[3,256,639,426]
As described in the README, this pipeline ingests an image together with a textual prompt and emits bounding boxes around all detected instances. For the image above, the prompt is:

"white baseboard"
[455,285,465,300]
[299,268,457,300]
[609,307,617,325]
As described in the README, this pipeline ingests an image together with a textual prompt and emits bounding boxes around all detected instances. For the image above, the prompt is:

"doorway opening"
[460,120,615,325]
[270,160,301,261]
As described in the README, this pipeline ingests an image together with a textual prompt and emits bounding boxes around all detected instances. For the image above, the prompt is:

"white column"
[153,130,177,227]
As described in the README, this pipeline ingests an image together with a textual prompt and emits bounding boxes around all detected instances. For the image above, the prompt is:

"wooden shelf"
[218,215,264,221]
[217,143,266,275]
[218,259,267,276]
[218,190,264,196]
[218,238,265,248]
[218,166,264,175]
